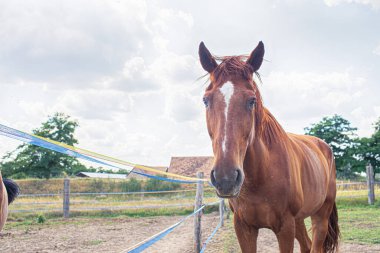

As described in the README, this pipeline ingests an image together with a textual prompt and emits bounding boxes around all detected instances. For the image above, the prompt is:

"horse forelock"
[212,55,252,85]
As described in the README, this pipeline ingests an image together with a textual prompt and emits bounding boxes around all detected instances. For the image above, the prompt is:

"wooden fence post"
[219,198,225,227]
[194,172,204,253]
[366,163,375,205]
[63,177,70,218]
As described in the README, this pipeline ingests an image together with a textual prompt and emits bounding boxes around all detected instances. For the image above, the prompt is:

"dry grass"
[16,178,142,194]
[8,188,218,220]
[9,178,378,222]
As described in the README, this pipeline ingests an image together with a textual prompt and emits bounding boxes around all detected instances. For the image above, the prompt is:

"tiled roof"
[168,156,214,179]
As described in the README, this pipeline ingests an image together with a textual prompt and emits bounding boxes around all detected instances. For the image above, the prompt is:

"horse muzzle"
[210,168,243,198]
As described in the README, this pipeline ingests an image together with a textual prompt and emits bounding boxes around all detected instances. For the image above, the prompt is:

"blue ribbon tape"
[0,124,199,184]
[200,219,222,253]
[127,205,205,253]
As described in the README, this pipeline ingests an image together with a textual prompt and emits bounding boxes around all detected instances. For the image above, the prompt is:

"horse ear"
[199,42,218,73]
[246,41,265,72]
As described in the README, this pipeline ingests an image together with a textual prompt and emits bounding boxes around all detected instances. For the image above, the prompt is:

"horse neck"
[243,108,289,185]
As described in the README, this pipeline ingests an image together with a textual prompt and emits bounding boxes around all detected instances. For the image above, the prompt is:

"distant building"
[76,172,128,179]
[77,157,214,181]
[168,156,214,178]
[127,166,168,180]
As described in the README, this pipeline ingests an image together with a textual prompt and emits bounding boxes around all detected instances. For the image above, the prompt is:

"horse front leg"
[234,215,258,253]
[275,214,296,253]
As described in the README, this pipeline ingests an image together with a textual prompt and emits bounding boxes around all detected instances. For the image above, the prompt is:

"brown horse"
[0,172,19,231]
[199,41,339,253]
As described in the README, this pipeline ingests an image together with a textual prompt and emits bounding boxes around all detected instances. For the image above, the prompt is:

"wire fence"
[8,182,379,216]
[8,175,224,253]
[9,188,217,214]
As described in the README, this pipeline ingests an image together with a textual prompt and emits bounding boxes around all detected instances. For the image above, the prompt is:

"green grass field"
[336,198,380,244]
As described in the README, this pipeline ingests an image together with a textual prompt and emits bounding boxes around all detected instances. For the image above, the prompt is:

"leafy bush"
[36,214,46,224]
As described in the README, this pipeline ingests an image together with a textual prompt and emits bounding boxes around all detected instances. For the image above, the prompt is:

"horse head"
[199,41,265,198]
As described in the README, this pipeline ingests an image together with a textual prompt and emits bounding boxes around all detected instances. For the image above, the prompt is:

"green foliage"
[144,178,181,191]
[305,115,380,179]
[351,117,380,177]
[0,113,83,179]
[305,114,358,178]
[36,214,46,224]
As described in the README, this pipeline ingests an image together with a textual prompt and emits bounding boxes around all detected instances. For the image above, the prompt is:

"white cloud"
[165,91,202,122]
[373,44,380,56]
[0,0,152,84]
[260,70,369,134]
[56,89,132,120]
[0,1,210,166]
[1,0,379,167]
[324,0,380,9]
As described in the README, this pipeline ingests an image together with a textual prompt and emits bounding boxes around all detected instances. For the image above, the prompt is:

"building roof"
[76,172,128,179]
[168,156,214,178]
[127,166,168,180]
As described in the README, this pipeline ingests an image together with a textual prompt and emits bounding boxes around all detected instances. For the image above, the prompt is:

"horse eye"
[203,97,209,108]
[247,98,256,110]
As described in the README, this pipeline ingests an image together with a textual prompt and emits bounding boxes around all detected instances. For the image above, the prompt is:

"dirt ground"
[0,213,379,253]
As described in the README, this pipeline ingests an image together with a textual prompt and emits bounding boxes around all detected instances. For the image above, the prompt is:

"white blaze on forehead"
[219,81,235,153]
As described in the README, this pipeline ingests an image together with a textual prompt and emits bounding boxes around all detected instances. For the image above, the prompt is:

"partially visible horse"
[199,41,339,253]
[0,172,19,231]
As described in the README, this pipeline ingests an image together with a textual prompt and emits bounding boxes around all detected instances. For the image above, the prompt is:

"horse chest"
[230,195,284,229]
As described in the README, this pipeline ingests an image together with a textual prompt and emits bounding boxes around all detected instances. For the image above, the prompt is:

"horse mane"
[260,108,288,146]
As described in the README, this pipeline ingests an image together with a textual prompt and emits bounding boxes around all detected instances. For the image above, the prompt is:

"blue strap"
[126,205,205,253]
[131,170,197,184]
[200,219,222,253]
[0,124,199,184]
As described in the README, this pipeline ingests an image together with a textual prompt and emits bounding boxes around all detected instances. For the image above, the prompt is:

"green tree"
[304,114,358,177]
[353,118,380,178]
[1,113,83,179]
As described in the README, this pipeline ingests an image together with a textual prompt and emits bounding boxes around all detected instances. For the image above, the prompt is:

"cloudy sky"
[0,0,379,167]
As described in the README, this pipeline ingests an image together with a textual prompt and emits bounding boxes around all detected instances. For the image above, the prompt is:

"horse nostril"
[210,169,217,187]
[235,169,242,183]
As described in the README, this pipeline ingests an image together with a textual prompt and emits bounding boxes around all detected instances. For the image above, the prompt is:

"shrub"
[36,214,46,224]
